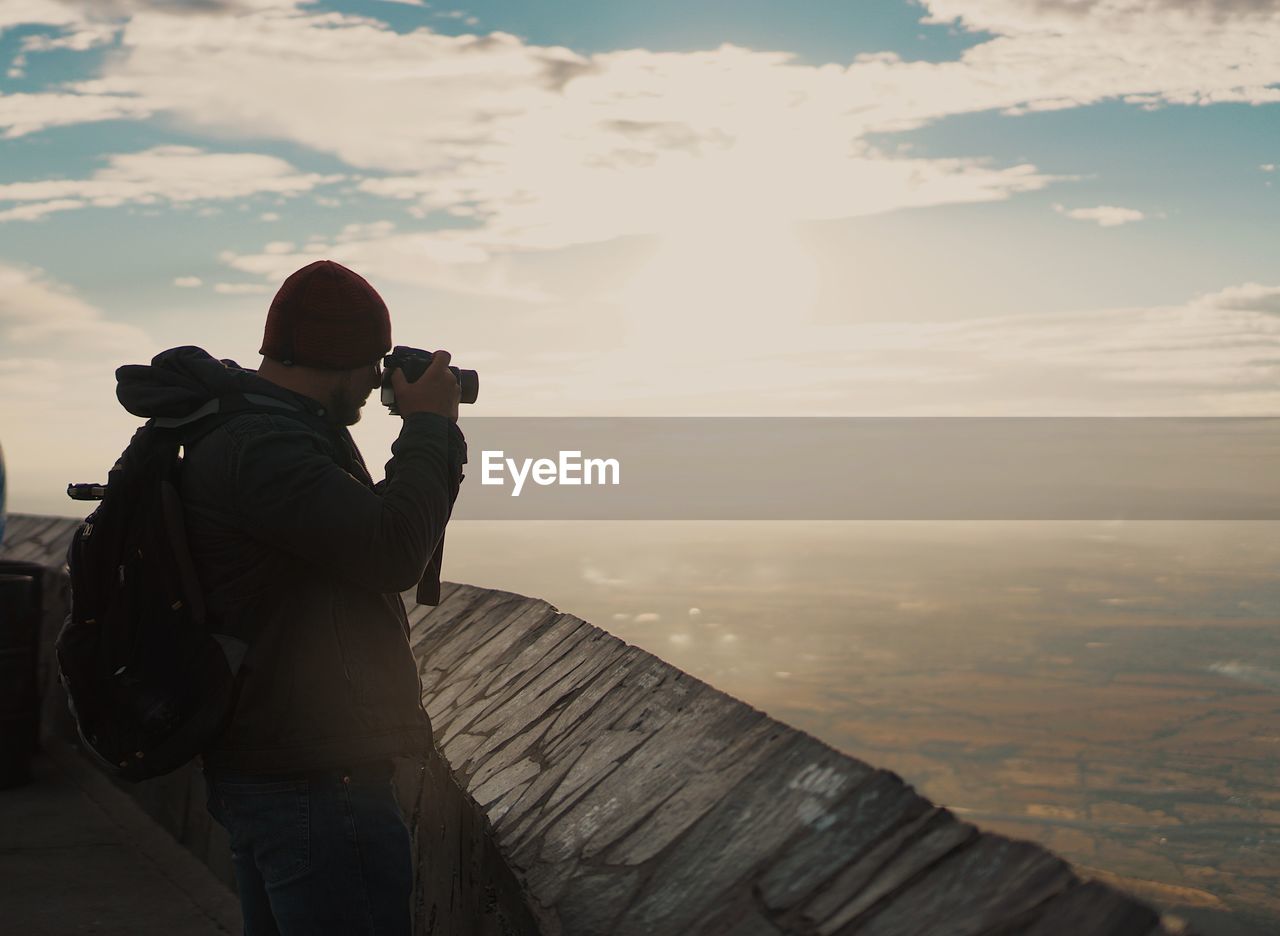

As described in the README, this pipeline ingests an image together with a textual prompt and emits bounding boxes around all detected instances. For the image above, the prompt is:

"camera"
[380,345,479,415]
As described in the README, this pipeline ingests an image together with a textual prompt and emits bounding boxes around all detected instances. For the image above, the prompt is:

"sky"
[1,0,1279,514]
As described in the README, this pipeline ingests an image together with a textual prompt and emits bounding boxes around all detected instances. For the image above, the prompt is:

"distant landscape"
[444,519,1280,936]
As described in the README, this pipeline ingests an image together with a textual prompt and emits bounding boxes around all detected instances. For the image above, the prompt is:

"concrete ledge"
[3,514,1188,935]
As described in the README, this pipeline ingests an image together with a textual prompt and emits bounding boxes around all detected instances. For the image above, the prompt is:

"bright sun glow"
[618,223,820,360]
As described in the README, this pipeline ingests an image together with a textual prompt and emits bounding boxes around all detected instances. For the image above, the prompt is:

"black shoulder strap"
[149,393,302,431]
[148,393,334,449]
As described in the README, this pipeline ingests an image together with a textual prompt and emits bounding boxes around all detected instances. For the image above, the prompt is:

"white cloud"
[924,0,1280,34]
[24,0,1261,260]
[0,198,86,222]
[173,275,202,287]
[0,260,163,515]
[51,11,1060,254]
[473,275,1280,417]
[916,1,1280,111]
[0,0,298,31]
[0,262,149,356]
[581,563,628,586]
[0,91,153,138]
[0,1,80,32]
[0,145,341,221]
[213,282,269,294]
[1053,203,1146,226]
[219,223,551,302]
[1200,281,1280,315]
[4,1,1273,261]
[1261,163,1277,172]
[794,283,1280,414]
[19,19,117,51]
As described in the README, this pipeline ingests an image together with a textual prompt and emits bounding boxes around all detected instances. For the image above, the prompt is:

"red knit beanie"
[260,260,391,369]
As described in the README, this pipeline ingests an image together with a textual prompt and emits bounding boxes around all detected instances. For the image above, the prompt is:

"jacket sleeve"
[229,412,465,594]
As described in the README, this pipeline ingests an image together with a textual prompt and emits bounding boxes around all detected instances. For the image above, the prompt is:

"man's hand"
[392,350,460,422]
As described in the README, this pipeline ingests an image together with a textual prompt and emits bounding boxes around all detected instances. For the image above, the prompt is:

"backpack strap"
[149,393,302,431]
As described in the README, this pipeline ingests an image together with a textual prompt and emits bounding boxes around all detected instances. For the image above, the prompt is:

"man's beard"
[329,381,365,426]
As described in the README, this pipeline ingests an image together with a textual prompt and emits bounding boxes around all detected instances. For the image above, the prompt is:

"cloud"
[219,221,553,302]
[173,275,202,287]
[1053,203,1146,226]
[915,1,1280,111]
[213,282,269,294]
[0,262,148,356]
[790,283,1280,414]
[31,10,1058,254]
[14,0,1257,259]
[18,19,117,51]
[1200,282,1280,315]
[0,266,151,500]
[0,92,154,139]
[0,198,86,222]
[581,563,628,586]
[0,145,341,221]
[0,0,297,29]
[923,0,1280,34]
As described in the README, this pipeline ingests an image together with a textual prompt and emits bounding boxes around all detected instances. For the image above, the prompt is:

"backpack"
[56,394,296,781]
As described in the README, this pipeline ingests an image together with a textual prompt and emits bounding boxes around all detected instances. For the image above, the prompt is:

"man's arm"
[230,412,464,593]
[231,349,463,594]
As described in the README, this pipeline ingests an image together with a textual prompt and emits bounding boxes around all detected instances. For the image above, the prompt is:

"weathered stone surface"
[691,902,787,936]
[587,713,784,866]
[1012,880,1160,936]
[758,769,932,914]
[611,733,876,936]
[847,834,1073,936]
[437,612,587,747]
[459,630,622,779]
[471,757,542,807]
[494,756,591,846]
[1,514,78,565]
[806,808,976,934]
[556,868,643,935]
[506,673,730,864]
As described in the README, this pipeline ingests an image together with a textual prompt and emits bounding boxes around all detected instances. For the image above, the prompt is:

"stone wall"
[2,513,1184,935]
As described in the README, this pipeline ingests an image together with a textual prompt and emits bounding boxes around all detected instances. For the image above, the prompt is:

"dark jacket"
[116,346,466,773]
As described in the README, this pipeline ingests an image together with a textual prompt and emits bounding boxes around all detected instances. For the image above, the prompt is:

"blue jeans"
[205,759,415,936]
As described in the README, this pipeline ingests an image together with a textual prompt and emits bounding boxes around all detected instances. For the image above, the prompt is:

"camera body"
[380,345,479,414]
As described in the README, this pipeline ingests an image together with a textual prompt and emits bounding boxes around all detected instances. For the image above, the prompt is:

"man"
[119,260,465,935]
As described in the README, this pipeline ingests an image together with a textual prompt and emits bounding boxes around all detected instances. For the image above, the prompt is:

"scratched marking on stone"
[789,764,848,799]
